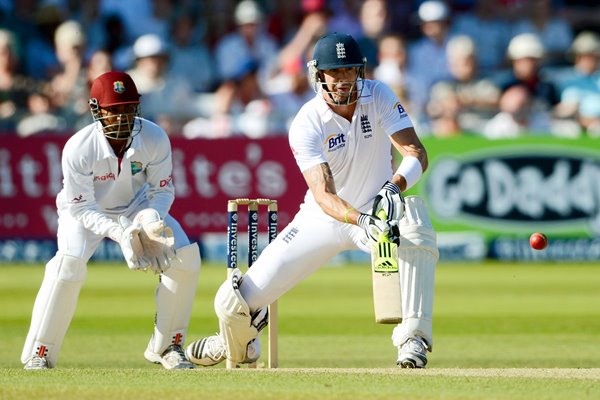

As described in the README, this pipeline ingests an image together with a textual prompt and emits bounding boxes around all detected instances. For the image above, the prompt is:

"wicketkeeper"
[21,71,201,370]
[186,33,438,368]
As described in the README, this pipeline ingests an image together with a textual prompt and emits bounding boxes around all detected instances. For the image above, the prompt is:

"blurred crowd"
[1,0,599,139]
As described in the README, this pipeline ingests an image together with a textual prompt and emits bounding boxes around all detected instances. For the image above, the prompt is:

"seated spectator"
[427,35,501,136]
[511,0,573,67]
[355,0,390,74]
[214,0,279,93]
[482,85,552,139]
[0,29,40,131]
[494,33,561,112]
[168,12,217,93]
[47,20,89,127]
[451,0,512,76]
[16,90,67,137]
[373,34,413,110]
[183,59,273,139]
[127,34,201,132]
[554,31,600,136]
[407,0,454,128]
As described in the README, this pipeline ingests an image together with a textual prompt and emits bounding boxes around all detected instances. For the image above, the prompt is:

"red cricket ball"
[529,232,548,250]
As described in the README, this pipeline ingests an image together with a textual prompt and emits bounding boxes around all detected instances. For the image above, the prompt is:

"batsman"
[187,32,438,368]
[21,71,201,370]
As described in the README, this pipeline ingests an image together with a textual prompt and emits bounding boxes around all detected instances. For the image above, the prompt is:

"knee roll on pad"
[214,268,261,363]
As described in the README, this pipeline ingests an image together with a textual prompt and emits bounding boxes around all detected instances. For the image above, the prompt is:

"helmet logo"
[113,81,125,94]
[336,42,346,59]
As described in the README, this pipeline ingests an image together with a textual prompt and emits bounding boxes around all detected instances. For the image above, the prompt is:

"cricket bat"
[371,210,402,324]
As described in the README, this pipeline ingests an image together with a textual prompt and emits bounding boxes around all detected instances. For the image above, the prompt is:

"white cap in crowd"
[507,33,545,60]
[235,0,263,25]
[133,34,169,59]
[418,1,450,22]
[569,31,600,56]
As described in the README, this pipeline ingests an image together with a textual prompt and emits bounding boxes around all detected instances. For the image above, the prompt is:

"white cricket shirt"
[56,118,174,238]
[289,79,414,213]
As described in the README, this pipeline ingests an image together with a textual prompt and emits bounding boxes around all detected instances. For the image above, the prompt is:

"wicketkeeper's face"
[99,104,139,140]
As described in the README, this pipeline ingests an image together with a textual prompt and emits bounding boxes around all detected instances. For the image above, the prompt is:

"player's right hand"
[357,213,400,245]
[116,217,150,271]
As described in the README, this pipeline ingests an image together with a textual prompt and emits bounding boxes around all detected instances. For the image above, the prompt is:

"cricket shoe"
[397,336,428,369]
[144,344,195,369]
[186,335,226,366]
[186,335,261,366]
[23,355,50,370]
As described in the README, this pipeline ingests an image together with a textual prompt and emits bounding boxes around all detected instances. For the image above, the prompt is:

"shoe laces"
[206,335,226,360]
[163,344,187,363]
[26,356,48,369]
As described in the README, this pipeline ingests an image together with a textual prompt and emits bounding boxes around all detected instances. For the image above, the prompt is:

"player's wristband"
[395,156,422,191]
[344,207,356,224]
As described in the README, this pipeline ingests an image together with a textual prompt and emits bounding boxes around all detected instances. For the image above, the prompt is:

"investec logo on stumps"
[326,133,346,151]
[228,213,238,269]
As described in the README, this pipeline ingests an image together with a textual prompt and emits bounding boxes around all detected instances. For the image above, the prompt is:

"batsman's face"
[99,104,138,140]
[321,67,360,103]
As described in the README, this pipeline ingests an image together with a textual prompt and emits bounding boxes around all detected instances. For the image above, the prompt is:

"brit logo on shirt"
[393,101,408,118]
[131,161,143,175]
[361,114,372,138]
[325,133,346,151]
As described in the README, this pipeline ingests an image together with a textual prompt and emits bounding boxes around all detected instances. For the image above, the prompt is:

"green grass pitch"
[1,261,599,399]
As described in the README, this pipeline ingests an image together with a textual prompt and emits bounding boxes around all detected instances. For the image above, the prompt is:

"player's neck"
[330,102,356,122]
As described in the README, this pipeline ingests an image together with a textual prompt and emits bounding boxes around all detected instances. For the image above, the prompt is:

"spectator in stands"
[511,0,573,67]
[23,4,63,81]
[555,31,600,136]
[214,0,279,93]
[427,35,501,136]
[127,34,200,132]
[482,84,552,139]
[407,0,454,130]
[0,29,40,131]
[327,0,363,38]
[183,59,273,139]
[451,0,512,76]
[355,0,390,74]
[168,12,217,94]
[373,34,413,110]
[494,33,561,112]
[16,90,67,137]
[47,20,89,126]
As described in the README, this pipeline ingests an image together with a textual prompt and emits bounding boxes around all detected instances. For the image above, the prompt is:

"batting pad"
[214,268,260,363]
[21,254,87,367]
[393,196,439,350]
[147,243,200,355]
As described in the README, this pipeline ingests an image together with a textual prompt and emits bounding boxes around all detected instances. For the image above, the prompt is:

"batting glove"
[371,181,404,222]
[358,213,400,246]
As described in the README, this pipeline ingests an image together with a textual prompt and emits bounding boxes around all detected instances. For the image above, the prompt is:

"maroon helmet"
[89,71,141,140]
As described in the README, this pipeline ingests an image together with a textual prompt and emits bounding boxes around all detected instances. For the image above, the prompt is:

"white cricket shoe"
[397,336,428,368]
[186,335,261,366]
[23,355,50,370]
[144,344,195,369]
[186,335,226,366]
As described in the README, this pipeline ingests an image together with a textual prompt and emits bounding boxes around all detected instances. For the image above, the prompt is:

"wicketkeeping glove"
[114,218,150,271]
[371,181,404,222]
[133,208,176,274]
[357,213,400,246]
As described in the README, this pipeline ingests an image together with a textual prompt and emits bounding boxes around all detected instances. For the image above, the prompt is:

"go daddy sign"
[418,137,600,237]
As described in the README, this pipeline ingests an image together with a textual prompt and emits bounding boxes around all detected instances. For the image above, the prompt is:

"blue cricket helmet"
[307,32,366,105]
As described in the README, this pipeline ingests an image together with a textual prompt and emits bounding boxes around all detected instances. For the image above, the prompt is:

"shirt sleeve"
[373,81,414,136]
[143,131,175,218]
[288,121,327,173]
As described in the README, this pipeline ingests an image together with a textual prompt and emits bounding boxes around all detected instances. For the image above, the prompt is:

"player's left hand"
[133,208,176,274]
[371,181,404,222]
